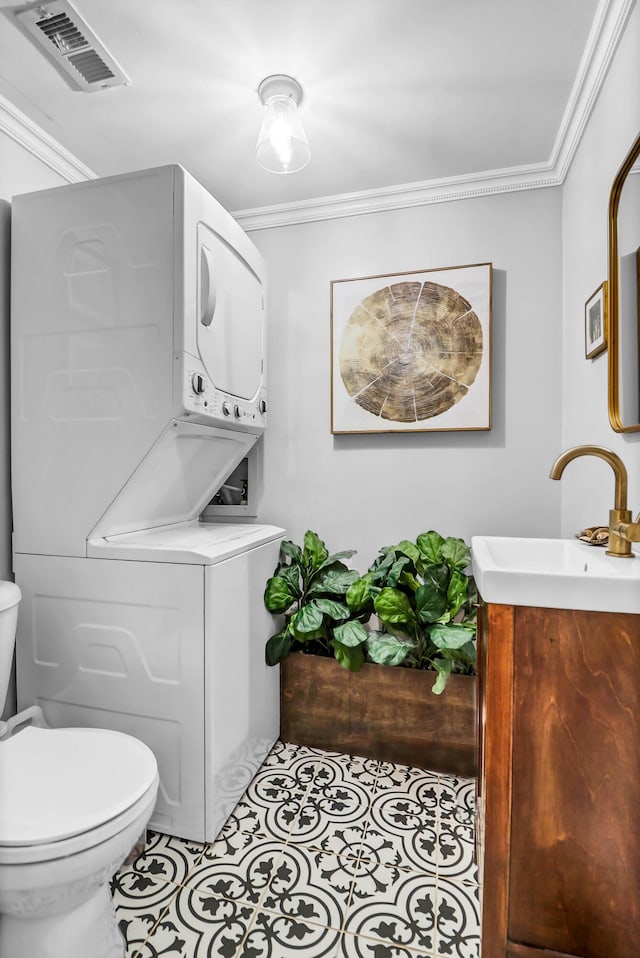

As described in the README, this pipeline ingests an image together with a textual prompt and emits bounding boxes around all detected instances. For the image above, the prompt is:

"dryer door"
[196,223,264,401]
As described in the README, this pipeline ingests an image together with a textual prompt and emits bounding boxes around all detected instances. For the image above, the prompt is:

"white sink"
[471,536,640,613]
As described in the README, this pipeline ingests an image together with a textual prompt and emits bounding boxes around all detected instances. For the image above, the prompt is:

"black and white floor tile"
[111,742,480,958]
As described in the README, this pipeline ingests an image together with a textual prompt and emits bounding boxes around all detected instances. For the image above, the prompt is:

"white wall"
[0,132,67,716]
[560,1,640,536]
[253,187,563,569]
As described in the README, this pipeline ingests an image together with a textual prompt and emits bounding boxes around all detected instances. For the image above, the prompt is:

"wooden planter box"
[280,653,477,777]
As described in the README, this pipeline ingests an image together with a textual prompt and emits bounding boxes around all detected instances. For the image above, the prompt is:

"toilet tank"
[0,582,21,716]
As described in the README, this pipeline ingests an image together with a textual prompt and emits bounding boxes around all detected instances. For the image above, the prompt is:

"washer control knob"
[234,404,242,419]
[222,402,231,417]
[191,373,205,395]
[258,398,267,415]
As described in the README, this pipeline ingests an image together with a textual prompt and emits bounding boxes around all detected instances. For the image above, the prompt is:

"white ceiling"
[0,0,603,216]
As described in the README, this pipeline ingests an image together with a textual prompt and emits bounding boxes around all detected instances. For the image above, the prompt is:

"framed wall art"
[584,280,608,359]
[330,262,492,434]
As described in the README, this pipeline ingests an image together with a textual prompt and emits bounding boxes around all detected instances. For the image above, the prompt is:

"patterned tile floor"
[111,741,480,957]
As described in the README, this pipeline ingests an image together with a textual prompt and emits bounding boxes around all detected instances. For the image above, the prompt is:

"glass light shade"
[256,80,310,174]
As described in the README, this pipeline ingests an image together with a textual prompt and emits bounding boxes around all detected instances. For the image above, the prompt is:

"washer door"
[196,223,264,401]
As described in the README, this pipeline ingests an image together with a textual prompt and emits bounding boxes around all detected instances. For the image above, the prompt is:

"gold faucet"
[550,445,640,558]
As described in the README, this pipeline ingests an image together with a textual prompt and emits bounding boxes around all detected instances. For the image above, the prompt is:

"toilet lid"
[0,726,158,846]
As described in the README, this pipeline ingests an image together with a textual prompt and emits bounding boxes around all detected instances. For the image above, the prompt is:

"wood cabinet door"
[508,607,640,958]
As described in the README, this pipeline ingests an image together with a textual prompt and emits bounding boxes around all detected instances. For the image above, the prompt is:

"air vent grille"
[37,11,87,52]
[16,1,128,92]
[68,50,115,83]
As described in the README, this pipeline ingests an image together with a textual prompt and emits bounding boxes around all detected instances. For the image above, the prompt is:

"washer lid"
[0,726,158,846]
[89,520,285,564]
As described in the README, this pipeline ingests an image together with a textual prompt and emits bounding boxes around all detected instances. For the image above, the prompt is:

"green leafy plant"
[263,530,368,672]
[263,528,477,691]
[346,531,477,693]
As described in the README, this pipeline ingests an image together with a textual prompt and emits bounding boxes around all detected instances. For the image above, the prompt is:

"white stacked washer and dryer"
[10,165,284,842]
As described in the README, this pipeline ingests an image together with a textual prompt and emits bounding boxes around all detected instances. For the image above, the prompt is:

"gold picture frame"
[585,280,608,359]
[330,262,492,434]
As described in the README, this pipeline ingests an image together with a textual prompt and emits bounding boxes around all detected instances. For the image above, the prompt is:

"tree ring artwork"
[340,281,481,421]
[331,263,492,434]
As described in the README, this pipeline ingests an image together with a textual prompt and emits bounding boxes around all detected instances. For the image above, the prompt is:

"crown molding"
[0,94,95,183]
[232,163,561,231]
[0,0,633,230]
[549,0,636,181]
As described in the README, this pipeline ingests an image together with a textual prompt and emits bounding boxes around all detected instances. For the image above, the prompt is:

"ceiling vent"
[16,0,129,92]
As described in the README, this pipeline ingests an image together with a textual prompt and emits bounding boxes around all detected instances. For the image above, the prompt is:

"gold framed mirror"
[608,131,640,432]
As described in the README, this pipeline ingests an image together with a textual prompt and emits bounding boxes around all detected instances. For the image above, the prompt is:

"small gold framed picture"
[585,280,608,359]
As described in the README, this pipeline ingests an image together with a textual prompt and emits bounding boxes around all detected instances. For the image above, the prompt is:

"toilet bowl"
[0,582,159,958]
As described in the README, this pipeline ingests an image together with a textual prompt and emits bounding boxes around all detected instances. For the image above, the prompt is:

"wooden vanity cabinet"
[477,602,640,958]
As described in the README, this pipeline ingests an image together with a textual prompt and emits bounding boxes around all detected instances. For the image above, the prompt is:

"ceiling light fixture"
[256,74,310,174]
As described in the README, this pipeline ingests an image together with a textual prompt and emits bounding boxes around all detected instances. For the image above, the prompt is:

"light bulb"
[269,110,294,171]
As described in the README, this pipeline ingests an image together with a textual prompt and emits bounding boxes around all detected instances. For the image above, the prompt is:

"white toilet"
[0,581,159,958]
